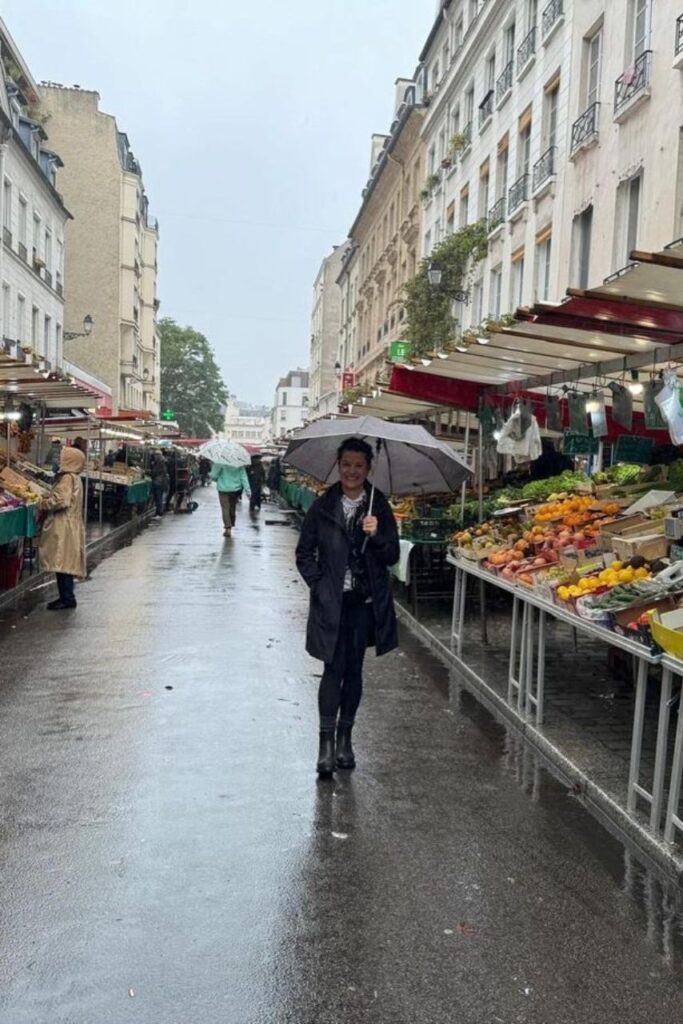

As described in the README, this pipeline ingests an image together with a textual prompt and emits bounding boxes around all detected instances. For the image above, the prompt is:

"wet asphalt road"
[0,489,682,1024]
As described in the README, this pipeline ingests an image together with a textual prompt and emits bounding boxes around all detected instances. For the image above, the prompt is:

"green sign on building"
[389,340,412,363]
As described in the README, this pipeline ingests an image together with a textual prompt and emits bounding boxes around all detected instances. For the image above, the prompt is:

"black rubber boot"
[316,732,336,776]
[335,727,356,769]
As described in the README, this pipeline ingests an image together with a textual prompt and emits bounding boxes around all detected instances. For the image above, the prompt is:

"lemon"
[557,586,570,601]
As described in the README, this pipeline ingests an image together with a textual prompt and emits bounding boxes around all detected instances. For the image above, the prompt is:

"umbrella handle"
[361,482,376,553]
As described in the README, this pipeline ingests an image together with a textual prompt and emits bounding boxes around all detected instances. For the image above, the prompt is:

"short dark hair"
[337,437,373,466]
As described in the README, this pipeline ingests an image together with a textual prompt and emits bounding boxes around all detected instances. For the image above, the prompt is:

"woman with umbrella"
[295,437,400,776]
[199,439,252,537]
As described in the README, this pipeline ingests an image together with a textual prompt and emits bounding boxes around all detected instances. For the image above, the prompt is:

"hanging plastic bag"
[497,411,542,463]
[655,369,683,445]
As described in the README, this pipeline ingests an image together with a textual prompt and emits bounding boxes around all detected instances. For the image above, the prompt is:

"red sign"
[341,371,356,389]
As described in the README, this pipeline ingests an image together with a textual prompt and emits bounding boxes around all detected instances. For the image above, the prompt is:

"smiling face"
[338,450,370,497]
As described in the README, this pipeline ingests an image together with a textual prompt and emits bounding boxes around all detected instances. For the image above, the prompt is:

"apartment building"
[271,369,309,439]
[338,79,426,387]
[418,0,573,334]
[560,0,683,290]
[308,243,347,418]
[222,398,270,446]
[37,85,160,416]
[0,20,68,368]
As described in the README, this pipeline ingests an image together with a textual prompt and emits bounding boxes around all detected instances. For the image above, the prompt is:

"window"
[18,195,27,248]
[16,294,25,342]
[630,0,649,60]
[459,186,469,228]
[489,266,503,318]
[55,323,62,360]
[446,201,455,235]
[424,228,432,255]
[469,0,478,25]
[511,255,525,308]
[442,40,450,71]
[3,179,11,237]
[544,81,559,150]
[428,143,436,176]
[471,280,483,325]
[281,391,288,406]
[451,105,461,138]
[455,16,464,48]
[45,229,52,272]
[434,217,442,244]
[535,235,552,301]
[614,172,642,267]
[526,0,538,31]
[33,213,41,257]
[504,22,516,65]
[479,162,490,219]
[465,87,475,128]
[44,315,51,361]
[431,61,440,92]
[2,283,9,338]
[572,205,593,288]
[496,136,509,198]
[31,305,39,346]
[486,52,496,93]
[517,112,532,177]
[438,127,446,164]
[584,28,602,107]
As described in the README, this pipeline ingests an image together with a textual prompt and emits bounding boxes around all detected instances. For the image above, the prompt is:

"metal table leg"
[664,685,683,845]
[627,658,650,815]
[650,667,673,833]
[526,608,546,726]
[522,605,534,715]
[507,595,520,705]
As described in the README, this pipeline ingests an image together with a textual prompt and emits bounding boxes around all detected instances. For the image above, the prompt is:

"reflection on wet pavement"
[0,490,681,1024]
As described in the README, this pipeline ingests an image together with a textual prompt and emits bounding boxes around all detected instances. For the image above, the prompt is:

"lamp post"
[427,262,442,286]
[64,314,95,341]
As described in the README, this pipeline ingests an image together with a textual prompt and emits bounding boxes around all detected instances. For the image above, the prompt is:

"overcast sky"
[4,1,431,405]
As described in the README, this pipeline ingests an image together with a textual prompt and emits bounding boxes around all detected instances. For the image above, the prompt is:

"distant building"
[37,84,160,416]
[0,20,69,370]
[271,369,309,438]
[222,398,270,446]
[308,243,348,418]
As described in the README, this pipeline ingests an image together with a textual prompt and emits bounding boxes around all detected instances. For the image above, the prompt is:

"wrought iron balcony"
[570,102,599,154]
[496,60,513,102]
[677,14,683,58]
[488,197,506,232]
[44,269,52,288]
[542,0,563,40]
[508,174,529,216]
[532,146,556,192]
[614,50,652,117]
[478,90,494,129]
[517,27,536,70]
[2,226,11,247]
[18,242,27,262]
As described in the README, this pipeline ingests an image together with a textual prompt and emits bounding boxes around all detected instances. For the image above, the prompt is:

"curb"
[395,600,683,889]
[0,510,154,613]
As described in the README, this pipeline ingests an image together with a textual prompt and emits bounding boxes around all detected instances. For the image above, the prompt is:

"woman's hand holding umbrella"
[362,515,378,538]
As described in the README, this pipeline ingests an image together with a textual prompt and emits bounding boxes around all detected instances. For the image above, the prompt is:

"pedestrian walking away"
[37,446,87,610]
[211,461,251,537]
[295,438,399,776]
[198,456,211,487]
[247,454,266,513]
[149,449,170,516]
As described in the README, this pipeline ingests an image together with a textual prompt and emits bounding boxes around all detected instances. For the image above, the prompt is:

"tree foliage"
[159,318,228,437]
[401,220,489,356]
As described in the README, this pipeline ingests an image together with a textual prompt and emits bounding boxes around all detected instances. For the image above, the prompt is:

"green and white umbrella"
[197,438,251,467]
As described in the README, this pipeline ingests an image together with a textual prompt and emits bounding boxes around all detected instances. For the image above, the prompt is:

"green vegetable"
[520,471,589,502]
[667,460,683,493]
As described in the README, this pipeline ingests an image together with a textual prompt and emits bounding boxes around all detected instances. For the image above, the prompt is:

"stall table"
[446,551,677,837]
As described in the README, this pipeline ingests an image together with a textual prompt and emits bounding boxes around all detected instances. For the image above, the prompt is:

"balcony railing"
[496,60,513,102]
[56,280,63,297]
[2,226,11,247]
[571,102,599,153]
[532,146,556,192]
[478,89,494,129]
[676,14,683,57]
[508,173,529,215]
[542,0,563,40]
[488,197,506,231]
[462,121,473,149]
[18,242,27,262]
[43,269,52,288]
[614,50,652,117]
[517,26,536,70]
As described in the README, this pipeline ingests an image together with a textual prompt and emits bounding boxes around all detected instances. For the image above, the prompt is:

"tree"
[159,318,228,437]
[401,220,489,357]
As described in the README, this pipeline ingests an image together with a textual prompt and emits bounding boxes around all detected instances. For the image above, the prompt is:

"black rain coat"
[295,482,400,664]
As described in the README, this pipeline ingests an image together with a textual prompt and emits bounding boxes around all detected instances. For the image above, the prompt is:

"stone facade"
[222,399,270,446]
[37,85,160,415]
[308,243,347,419]
[338,80,426,388]
[0,20,68,368]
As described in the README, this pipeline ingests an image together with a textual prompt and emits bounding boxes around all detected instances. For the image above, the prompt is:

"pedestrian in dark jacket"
[149,450,169,516]
[295,438,399,776]
[247,455,266,512]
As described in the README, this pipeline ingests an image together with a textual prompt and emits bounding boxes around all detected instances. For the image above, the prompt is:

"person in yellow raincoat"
[38,446,87,610]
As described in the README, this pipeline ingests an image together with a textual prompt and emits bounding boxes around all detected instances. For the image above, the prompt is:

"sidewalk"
[0,489,682,1023]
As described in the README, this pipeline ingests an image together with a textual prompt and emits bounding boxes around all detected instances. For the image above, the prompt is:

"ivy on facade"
[400,219,489,357]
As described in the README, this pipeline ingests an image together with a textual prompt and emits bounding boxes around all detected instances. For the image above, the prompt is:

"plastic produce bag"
[655,369,683,445]
[497,411,542,464]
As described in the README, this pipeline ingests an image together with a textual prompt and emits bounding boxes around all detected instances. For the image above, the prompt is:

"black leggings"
[318,593,370,732]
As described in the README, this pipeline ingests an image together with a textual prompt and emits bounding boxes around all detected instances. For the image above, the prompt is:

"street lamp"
[427,262,442,286]
[143,368,150,381]
[64,314,95,341]
[453,289,470,304]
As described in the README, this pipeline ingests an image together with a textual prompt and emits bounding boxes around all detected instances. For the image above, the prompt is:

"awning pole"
[99,426,104,528]
[477,402,488,644]
[460,411,470,522]
[84,418,90,520]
